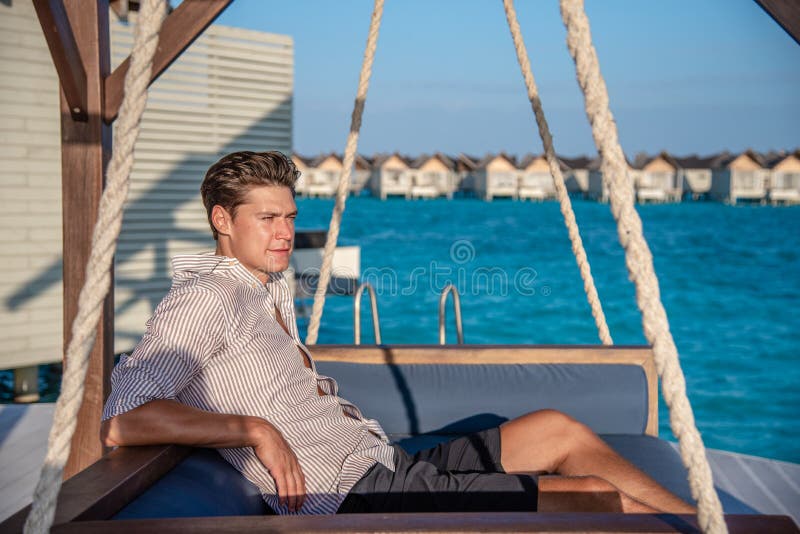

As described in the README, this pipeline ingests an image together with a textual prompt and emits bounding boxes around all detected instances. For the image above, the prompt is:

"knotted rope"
[305,0,384,345]
[559,0,726,531]
[502,0,612,345]
[24,1,167,531]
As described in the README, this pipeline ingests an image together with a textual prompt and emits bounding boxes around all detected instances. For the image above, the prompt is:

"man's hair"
[200,151,299,240]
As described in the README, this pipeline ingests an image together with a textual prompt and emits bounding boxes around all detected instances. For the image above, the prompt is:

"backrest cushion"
[316,362,649,436]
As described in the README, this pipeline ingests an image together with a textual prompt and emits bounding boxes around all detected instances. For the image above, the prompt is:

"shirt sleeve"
[102,285,225,420]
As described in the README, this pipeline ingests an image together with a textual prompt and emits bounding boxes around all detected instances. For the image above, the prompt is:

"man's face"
[215,185,296,282]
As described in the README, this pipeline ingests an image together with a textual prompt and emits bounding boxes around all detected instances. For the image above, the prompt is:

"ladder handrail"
[353,282,382,345]
[438,284,464,345]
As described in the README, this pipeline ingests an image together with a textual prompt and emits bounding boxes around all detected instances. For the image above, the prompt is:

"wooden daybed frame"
[4,1,798,532]
[2,345,797,532]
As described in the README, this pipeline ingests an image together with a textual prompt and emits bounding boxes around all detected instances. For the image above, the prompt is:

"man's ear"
[211,205,232,237]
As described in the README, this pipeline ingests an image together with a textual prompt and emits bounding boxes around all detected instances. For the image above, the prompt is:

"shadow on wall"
[5,99,293,353]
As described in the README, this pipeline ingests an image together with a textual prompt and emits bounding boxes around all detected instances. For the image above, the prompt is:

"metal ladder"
[353,282,382,345]
[439,284,464,344]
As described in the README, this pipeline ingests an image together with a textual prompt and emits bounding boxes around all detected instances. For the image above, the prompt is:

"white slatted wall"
[0,3,293,369]
[0,1,64,369]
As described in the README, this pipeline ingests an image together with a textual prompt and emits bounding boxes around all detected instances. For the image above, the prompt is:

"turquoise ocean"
[295,197,799,464]
[1,197,796,464]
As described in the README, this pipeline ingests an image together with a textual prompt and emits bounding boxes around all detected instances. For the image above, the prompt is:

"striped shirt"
[103,253,396,515]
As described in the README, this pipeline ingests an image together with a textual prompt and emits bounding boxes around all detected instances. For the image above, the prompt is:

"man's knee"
[533,409,596,443]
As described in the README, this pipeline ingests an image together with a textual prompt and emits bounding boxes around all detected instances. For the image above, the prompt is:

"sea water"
[2,197,795,464]
[296,197,799,463]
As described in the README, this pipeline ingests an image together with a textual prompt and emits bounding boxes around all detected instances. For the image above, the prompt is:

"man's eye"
[260,216,274,221]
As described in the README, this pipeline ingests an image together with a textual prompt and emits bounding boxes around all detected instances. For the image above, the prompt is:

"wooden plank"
[643,351,659,436]
[42,513,800,533]
[32,0,87,121]
[537,476,623,513]
[58,0,114,480]
[103,0,233,123]
[756,0,800,46]
[0,445,190,533]
[309,344,654,365]
[309,345,659,437]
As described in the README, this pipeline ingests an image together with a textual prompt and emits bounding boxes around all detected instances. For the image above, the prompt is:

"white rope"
[502,0,612,345]
[24,1,167,531]
[558,0,726,532]
[305,0,384,345]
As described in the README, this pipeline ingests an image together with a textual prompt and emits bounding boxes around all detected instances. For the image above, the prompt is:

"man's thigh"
[339,433,538,514]
[413,428,505,473]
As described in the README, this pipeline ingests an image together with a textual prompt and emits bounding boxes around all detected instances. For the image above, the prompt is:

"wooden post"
[13,366,41,403]
[58,0,114,479]
[32,0,232,480]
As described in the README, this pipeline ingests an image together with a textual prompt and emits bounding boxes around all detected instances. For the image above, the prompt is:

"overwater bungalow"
[298,153,373,197]
[630,152,683,203]
[559,156,592,196]
[517,154,558,201]
[586,156,614,202]
[709,149,769,204]
[409,153,459,199]
[454,153,479,196]
[306,153,345,198]
[290,153,312,196]
[673,154,718,201]
[589,153,682,204]
[764,150,800,205]
[351,154,373,195]
[472,153,519,200]
[368,153,413,199]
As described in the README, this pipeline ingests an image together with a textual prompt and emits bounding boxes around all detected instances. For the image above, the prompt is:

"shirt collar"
[171,252,298,341]
[171,252,286,289]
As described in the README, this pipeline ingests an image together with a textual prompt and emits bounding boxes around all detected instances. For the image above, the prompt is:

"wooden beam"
[537,475,623,513]
[57,0,115,480]
[103,0,233,123]
[0,445,190,533]
[2,445,795,533]
[308,344,655,365]
[46,514,800,533]
[32,0,88,121]
[756,0,800,46]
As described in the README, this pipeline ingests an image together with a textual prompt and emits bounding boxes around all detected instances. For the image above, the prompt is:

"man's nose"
[275,218,293,239]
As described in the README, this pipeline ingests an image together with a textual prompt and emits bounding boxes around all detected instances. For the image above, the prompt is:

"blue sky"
[216,1,799,158]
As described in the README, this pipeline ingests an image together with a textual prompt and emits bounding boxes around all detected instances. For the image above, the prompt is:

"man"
[101,151,694,516]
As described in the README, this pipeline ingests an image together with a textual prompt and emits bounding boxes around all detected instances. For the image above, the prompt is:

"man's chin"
[261,261,290,274]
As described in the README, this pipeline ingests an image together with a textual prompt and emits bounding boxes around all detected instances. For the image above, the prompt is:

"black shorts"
[338,428,538,513]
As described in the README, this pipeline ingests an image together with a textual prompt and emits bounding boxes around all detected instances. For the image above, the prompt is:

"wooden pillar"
[59,0,114,479]
[33,0,231,480]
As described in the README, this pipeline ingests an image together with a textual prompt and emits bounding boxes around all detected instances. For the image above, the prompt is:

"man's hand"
[248,419,306,513]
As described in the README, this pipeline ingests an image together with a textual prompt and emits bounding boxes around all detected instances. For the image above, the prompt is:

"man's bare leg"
[500,409,696,513]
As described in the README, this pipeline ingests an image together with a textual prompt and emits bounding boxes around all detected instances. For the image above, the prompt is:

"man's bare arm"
[101,399,260,448]
[101,400,306,512]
